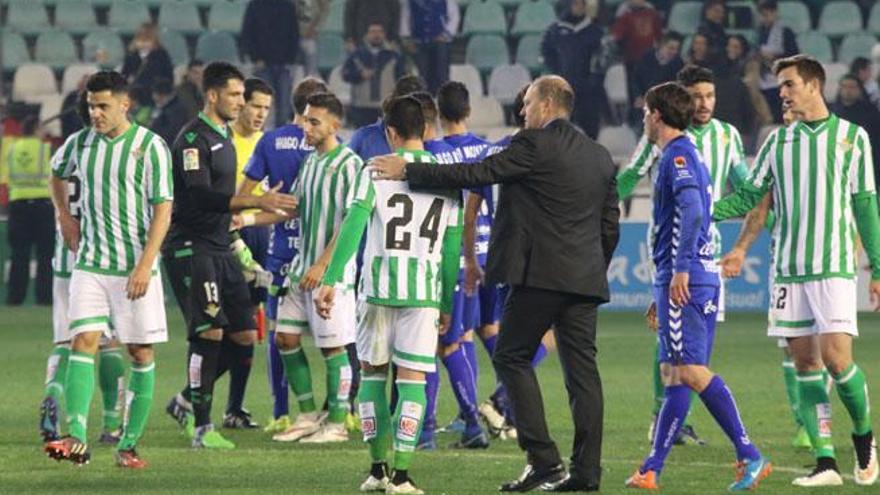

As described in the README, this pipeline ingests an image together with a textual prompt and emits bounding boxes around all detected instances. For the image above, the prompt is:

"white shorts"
[53,276,112,345]
[276,285,356,348]
[356,301,439,373]
[767,278,858,339]
[68,269,168,345]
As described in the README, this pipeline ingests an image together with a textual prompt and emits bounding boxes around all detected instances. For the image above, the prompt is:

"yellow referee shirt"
[231,129,264,195]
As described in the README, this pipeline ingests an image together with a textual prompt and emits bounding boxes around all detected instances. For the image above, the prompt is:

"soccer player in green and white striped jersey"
[314,96,462,495]
[619,66,748,446]
[44,71,173,469]
[269,93,362,444]
[715,55,880,487]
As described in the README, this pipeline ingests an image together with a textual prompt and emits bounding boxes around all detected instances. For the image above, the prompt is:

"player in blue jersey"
[233,78,328,434]
[348,75,427,162]
[624,83,770,491]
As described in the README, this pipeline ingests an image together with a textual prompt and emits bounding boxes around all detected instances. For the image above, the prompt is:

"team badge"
[720,132,729,147]
[674,156,687,168]
[204,302,220,318]
[183,148,200,171]
[130,148,144,161]
[838,138,853,152]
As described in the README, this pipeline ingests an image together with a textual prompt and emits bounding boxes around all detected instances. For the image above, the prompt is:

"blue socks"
[442,347,479,426]
[532,343,548,366]
[462,340,478,385]
[700,375,760,462]
[421,369,440,444]
[642,384,691,474]
[267,330,289,418]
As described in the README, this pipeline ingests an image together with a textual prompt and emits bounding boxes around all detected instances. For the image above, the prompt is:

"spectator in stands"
[121,23,174,100]
[687,33,712,68]
[697,0,727,68]
[541,0,609,138]
[756,0,798,124]
[175,59,204,122]
[714,35,757,142]
[610,0,662,70]
[400,0,459,94]
[342,23,405,128]
[850,57,880,109]
[242,0,300,127]
[297,0,331,75]
[631,31,684,126]
[348,74,426,160]
[150,78,189,146]
[832,74,880,187]
[60,77,88,139]
[344,0,400,52]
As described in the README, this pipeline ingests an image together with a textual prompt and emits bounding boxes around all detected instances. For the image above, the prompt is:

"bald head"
[522,76,575,129]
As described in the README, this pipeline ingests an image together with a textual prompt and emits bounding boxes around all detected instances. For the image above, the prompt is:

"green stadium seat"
[796,32,833,63]
[511,0,556,36]
[35,31,79,70]
[196,31,240,64]
[450,63,485,97]
[161,29,191,66]
[869,4,880,34]
[515,33,542,71]
[462,0,506,36]
[54,0,99,36]
[837,32,878,64]
[488,63,531,104]
[108,0,152,36]
[2,31,31,72]
[779,1,812,33]
[466,34,509,72]
[317,34,345,73]
[668,2,702,35]
[82,29,125,68]
[323,0,345,35]
[208,1,246,33]
[158,1,203,35]
[5,2,51,35]
[817,1,863,37]
[61,63,99,94]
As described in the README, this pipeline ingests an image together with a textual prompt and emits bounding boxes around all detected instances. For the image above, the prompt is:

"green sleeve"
[713,182,770,221]
[440,225,463,314]
[765,210,776,231]
[322,204,370,285]
[728,162,750,190]
[230,231,259,271]
[616,167,643,200]
[853,192,880,280]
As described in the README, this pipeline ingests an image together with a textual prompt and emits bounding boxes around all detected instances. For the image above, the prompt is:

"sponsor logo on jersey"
[183,148,199,171]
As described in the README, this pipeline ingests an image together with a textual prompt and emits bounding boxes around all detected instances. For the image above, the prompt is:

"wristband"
[242,213,256,227]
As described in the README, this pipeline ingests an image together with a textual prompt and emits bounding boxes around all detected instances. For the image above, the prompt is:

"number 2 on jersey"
[385,193,444,253]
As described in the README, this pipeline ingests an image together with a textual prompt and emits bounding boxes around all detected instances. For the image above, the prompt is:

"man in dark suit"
[370,75,620,492]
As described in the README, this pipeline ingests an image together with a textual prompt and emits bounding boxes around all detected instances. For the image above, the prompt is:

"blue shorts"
[264,256,292,322]
[443,284,478,346]
[655,284,720,366]
[478,283,506,326]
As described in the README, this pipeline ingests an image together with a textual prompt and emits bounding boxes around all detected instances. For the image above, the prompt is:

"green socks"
[782,357,802,426]
[797,370,835,459]
[280,347,317,413]
[393,379,427,471]
[118,362,155,451]
[44,346,70,402]
[325,352,352,424]
[65,351,96,443]
[358,373,392,463]
[833,363,872,436]
[99,348,127,432]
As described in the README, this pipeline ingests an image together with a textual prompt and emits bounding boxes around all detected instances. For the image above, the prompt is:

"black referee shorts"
[164,250,256,339]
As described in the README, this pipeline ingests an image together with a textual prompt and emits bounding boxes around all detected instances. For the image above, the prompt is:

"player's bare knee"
[275,332,300,351]
[397,367,425,381]
[71,331,102,354]
[320,346,344,358]
[479,324,499,340]
[230,330,257,346]
[199,328,223,341]
[361,361,387,374]
[441,341,460,358]
[461,330,474,342]
[678,365,712,392]
[127,344,154,365]
[660,363,682,387]
[819,333,853,375]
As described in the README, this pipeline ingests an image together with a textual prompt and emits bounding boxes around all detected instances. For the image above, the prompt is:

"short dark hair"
[532,76,575,116]
[773,54,825,90]
[677,65,714,87]
[839,73,861,86]
[151,78,174,96]
[77,90,90,126]
[437,81,470,122]
[408,91,438,125]
[645,82,694,131]
[385,96,425,141]
[382,74,428,115]
[244,77,274,102]
[757,0,778,12]
[292,77,329,115]
[202,61,245,93]
[512,84,528,128]
[660,30,684,46]
[850,57,871,75]
[86,70,128,95]
[305,92,345,120]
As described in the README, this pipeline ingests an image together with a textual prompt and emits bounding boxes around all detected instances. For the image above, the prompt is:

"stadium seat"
[796,32,833,63]
[450,63,485,98]
[2,32,31,72]
[461,0,507,36]
[35,31,79,70]
[469,96,505,130]
[323,0,345,35]
[510,0,556,36]
[837,32,878,64]
[61,63,99,94]
[38,93,64,138]
[725,1,757,29]
[161,29,191,66]
[317,34,345,73]
[54,0,99,36]
[82,29,125,68]
[107,0,152,36]
[515,34,542,71]
[466,34,509,73]
[667,2,702,35]
[870,3,880,34]
[5,2,51,35]
[823,62,848,100]
[158,1,203,35]
[778,1,812,33]
[208,1,246,33]
[12,64,58,103]
[597,125,637,165]
[327,65,351,105]
[488,63,531,104]
[196,31,241,64]
[817,1,863,37]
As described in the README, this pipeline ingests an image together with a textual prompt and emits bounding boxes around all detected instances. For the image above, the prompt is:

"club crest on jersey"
[204,302,220,318]
[130,148,145,161]
[183,148,199,171]
[838,138,853,152]
[674,156,687,168]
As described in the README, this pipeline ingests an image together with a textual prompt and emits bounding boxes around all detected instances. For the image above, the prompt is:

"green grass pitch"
[1,306,878,494]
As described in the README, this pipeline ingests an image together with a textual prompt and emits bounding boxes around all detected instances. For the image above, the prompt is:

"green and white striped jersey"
[746,114,875,282]
[351,149,462,308]
[50,129,86,277]
[51,124,173,276]
[289,144,363,287]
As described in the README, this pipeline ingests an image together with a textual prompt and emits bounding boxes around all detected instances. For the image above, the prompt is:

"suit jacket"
[406,119,620,302]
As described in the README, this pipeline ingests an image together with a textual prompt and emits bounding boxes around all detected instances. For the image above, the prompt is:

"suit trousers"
[7,199,54,305]
[492,285,603,485]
